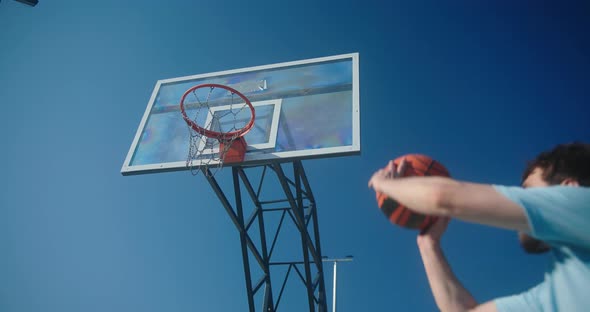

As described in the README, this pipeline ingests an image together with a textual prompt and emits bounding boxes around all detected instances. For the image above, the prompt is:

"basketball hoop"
[179,83,255,175]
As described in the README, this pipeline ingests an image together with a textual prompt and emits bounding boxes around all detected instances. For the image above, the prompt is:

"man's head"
[522,142,590,187]
[519,142,590,254]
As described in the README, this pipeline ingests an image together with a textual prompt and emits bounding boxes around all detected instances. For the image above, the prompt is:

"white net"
[181,84,254,176]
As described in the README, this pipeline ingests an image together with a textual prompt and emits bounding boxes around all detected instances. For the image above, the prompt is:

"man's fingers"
[394,158,407,178]
[386,160,395,172]
[379,158,409,180]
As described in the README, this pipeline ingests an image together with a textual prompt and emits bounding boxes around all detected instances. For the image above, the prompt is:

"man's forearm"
[418,238,478,312]
[373,176,455,216]
[371,175,529,232]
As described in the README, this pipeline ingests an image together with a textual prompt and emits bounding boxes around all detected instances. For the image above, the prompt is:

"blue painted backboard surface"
[122,53,360,175]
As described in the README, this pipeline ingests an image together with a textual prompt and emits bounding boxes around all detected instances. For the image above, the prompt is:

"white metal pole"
[322,256,353,312]
[332,261,337,312]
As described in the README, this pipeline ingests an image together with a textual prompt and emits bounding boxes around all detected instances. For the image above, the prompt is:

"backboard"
[121,53,360,175]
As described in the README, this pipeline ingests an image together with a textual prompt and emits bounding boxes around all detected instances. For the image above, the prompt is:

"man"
[368,142,590,311]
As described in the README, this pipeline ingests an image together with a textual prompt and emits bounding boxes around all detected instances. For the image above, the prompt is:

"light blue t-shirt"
[492,185,590,312]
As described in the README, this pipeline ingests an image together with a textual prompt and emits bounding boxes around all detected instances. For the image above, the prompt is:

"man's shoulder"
[494,185,590,202]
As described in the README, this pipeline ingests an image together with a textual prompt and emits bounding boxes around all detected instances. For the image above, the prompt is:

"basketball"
[375,154,451,230]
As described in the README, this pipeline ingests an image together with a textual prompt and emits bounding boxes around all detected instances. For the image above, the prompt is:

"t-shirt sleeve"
[493,185,590,248]
[494,282,548,312]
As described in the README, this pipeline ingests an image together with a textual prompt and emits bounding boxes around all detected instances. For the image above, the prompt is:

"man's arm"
[417,218,498,312]
[368,172,529,232]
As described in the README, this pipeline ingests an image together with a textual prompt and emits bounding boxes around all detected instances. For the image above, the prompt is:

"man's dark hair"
[523,142,590,186]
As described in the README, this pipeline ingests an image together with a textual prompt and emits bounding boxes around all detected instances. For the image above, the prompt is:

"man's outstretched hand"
[418,217,450,246]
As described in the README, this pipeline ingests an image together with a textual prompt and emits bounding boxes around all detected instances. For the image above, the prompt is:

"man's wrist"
[417,236,441,250]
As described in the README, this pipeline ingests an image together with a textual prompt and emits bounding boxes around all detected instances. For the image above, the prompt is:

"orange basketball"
[375,154,450,230]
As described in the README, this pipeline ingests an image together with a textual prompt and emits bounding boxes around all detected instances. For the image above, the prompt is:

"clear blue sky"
[1,1,589,311]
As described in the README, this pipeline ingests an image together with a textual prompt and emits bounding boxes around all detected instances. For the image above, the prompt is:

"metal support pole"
[202,162,327,311]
